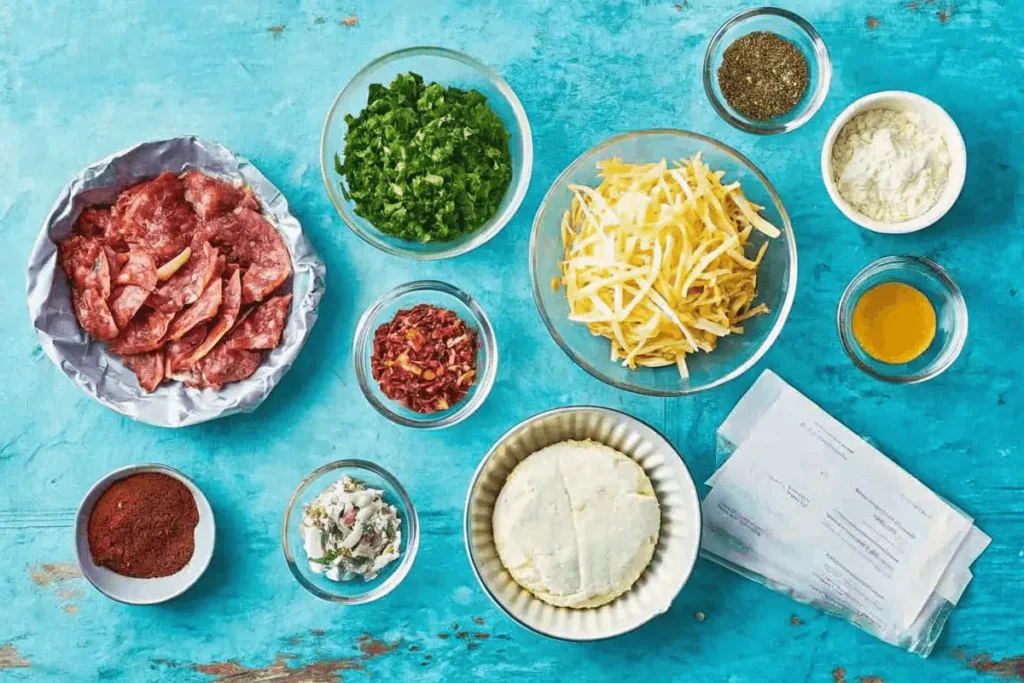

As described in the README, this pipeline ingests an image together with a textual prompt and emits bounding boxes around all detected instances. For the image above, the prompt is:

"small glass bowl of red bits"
[353,280,498,428]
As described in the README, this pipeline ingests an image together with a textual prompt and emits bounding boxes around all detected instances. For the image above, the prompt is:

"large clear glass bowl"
[320,46,533,260]
[530,130,797,397]
[282,460,419,604]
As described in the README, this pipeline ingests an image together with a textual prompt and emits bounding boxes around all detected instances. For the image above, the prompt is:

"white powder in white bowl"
[832,108,950,223]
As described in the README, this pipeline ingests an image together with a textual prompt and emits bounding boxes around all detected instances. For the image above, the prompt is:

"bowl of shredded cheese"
[530,130,796,396]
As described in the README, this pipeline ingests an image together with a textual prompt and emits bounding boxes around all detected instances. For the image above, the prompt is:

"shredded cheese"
[560,154,780,377]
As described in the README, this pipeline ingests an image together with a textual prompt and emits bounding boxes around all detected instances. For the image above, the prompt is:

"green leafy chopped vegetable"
[335,72,513,243]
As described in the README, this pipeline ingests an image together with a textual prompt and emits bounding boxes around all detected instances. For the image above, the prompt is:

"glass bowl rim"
[318,45,534,260]
[281,459,420,605]
[352,279,499,428]
[702,6,832,135]
[528,128,798,397]
[836,255,968,384]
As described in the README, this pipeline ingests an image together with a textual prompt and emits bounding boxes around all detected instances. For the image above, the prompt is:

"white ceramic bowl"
[464,406,702,641]
[821,91,966,234]
[75,464,215,605]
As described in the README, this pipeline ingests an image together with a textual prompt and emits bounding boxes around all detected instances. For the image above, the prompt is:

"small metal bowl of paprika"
[353,280,498,429]
[74,464,216,605]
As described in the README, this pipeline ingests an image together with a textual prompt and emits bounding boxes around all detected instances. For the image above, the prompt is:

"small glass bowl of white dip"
[282,460,419,604]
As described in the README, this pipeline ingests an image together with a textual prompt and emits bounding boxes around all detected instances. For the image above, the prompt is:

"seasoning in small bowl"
[703,7,831,135]
[371,304,478,414]
[822,91,966,233]
[354,280,498,428]
[88,472,199,578]
[838,256,967,384]
[75,464,215,605]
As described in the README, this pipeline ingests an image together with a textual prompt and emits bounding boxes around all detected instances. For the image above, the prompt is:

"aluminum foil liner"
[26,136,327,427]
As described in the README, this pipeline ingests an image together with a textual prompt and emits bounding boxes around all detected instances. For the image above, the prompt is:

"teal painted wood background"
[1,0,1022,681]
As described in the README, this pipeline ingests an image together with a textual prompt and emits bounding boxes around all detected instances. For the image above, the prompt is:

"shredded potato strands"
[560,154,780,378]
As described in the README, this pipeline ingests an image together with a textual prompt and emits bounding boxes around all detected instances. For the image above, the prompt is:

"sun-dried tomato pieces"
[370,304,478,414]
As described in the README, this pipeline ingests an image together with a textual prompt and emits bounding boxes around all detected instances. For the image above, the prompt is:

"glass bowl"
[837,256,968,384]
[530,129,797,397]
[703,7,831,135]
[282,460,419,604]
[319,46,533,260]
[353,280,498,428]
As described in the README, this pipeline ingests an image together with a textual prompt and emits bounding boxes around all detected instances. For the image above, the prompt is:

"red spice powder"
[371,304,478,414]
[87,472,199,578]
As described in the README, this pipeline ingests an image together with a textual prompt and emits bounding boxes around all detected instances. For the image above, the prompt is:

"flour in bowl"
[831,109,950,223]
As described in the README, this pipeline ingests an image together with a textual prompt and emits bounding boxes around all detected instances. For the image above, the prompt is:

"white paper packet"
[703,370,990,657]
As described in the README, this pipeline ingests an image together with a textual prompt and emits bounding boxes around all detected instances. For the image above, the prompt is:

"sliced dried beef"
[59,235,111,297]
[121,351,165,393]
[149,242,218,314]
[225,294,291,350]
[107,308,174,356]
[166,277,222,341]
[198,345,261,388]
[165,325,208,371]
[197,208,291,303]
[115,248,158,291]
[181,170,247,219]
[72,287,119,341]
[109,285,150,329]
[181,270,241,366]
[110,171,196,261]
[74,207,112,238]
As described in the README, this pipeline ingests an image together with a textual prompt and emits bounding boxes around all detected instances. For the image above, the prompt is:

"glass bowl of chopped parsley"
[320,47,533,259]
[703,7,831,135]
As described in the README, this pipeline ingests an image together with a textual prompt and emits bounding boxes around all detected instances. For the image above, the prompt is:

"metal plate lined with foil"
[25,136,327,428]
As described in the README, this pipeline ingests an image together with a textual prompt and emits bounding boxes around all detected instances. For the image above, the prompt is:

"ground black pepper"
[717,31,809,121]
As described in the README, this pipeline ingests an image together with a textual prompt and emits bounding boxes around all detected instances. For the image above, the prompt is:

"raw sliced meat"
[72,287,119,341]
[167,277,222,340]
[110,172,197,261]
[115,248,158,291]
[156,247,191,281]
[108,309,174,356]
[198,344,261,388]
[182,270,241,366]
[121,351,164,393]
[165,365,208,387]
[226,294,291,350]
[59,236,111,297]
[74,207,112,238]
[149,241,218,314]
[104,246,128,283]
[238,191,260,212]
[181,170,246,219]
[165,325,208,371]
[109,285,150,329]
[197,208,291,303]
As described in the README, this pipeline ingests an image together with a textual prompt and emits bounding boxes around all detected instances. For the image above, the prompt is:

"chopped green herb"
[310,552,338,566]
[335,72,513,243]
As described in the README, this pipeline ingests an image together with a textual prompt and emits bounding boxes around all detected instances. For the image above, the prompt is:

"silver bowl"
[464,406,702,640]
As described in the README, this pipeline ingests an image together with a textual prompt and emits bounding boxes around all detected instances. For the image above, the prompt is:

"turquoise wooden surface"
[1,0,1021,680]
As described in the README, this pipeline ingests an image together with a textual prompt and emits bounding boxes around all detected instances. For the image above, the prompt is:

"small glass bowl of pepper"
[703,7,831,135]
[353,280,498,428]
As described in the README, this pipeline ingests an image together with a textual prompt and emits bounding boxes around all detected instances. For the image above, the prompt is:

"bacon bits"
[371,304,478,414]
[56,170,293,393]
